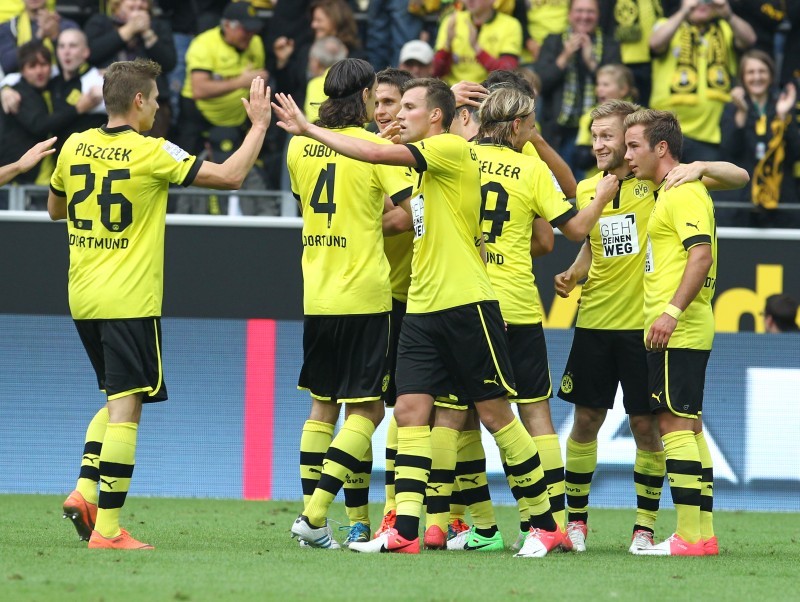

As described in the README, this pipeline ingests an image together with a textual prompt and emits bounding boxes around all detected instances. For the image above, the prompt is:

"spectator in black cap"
[764,294,800,333]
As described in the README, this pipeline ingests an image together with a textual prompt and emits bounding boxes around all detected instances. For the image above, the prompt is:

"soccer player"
[0,136,56,186]
[287,58,414,550]
[51,58,272,549]
[555,100,747,554]
[623,109,719,556]
[274,78,569,558]
[444,86,620,552]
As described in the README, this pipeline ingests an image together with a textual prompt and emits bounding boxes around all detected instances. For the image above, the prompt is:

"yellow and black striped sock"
[663,430,702,543]
[299,420,334,508]
[449,479,466,525]
[533,434,566,530]
[494,420,554,531]
[695,431,715,540]
[305,415,374,527]
[633,448,665,532]
[394,425,432,540]
[565,437,597,524]
[425,426,458,534]
[94,422,138,538]
[383,415,398,515]
[76,407,109,505]
[456,429,496,530]
[344,442,372,526]
[499,448,529,527]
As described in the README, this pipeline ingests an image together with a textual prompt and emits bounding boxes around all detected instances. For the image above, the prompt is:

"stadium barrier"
[0,212,798,512]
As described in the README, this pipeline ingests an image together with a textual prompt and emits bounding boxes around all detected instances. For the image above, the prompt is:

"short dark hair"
[103,58,161,116]
[402,77,455,129]
[376,67,412,91]
[318,58,375,128]
[623,109,683,161]
[483,69,534,98]
[18,40,51,70]
[765,294,800,332]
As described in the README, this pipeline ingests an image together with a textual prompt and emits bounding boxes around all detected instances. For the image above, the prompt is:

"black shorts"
[558,328,649,414]
[74,318,167,403]
[396,301,516,403]
[507,323,551,404]
[384,297,407,408]
[647,348,710,419]
[298,313,391,403]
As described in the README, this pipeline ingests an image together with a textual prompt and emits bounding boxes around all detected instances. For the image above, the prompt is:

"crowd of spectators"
[0,0,798,226]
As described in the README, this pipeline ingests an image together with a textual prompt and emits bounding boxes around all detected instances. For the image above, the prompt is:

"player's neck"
[106,115,140,132]
[654,159,680,184]
[609,165,631,180]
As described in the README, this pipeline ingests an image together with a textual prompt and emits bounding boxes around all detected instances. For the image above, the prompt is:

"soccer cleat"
[423,525,447,550]
[703,536,719,556]
[341,522,371,547]
[88,528,154,550]
[510,529,528,552]
[514,527,568,558]
[447,518,470,540]
[566,520,588,552]
[349,527,419,554]
[633,533,704,556]
[62,490,97,541]
[447,527,504,551]
[628,529,655,553]
[290,515,340,549]
[374,510,396,538]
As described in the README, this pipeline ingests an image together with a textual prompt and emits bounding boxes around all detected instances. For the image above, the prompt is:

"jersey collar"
[477,136,514,150]
[101,125,135,134]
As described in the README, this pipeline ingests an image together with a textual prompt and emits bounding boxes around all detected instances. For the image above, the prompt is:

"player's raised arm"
[1,136,57,187]
[272,92,416,167]
[192,77,272,190]
[663,161,750,191]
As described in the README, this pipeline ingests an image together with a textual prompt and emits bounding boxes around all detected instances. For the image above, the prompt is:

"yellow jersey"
[181,27,265,127]
[644,180,717,349]
[405,133,496,313]
[576,172,654,330]
[50,125,201,320]
[474,140,574,324]
[288,127,414,316]
[435,10,522,85]
[384,230,414,303]
[526,0,569,44]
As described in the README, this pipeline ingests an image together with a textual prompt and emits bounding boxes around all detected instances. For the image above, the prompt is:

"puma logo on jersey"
[686,221,700,230]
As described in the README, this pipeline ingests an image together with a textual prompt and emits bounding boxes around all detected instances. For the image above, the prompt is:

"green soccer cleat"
[448,527,504,551]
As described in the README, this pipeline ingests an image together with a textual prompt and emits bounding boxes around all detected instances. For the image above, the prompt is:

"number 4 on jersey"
[310,163,336,228]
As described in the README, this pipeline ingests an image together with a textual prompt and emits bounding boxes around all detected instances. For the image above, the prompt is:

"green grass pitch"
[1,495,797,602]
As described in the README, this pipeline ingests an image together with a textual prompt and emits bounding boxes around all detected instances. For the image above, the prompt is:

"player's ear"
[430,106,441,125]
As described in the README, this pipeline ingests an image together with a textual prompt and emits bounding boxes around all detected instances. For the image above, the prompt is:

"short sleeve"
[530,160,573,224]
[669,188,713,250]
[150,139,201,187]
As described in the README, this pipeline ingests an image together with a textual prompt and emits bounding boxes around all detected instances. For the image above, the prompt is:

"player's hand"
[272,92,309,135]
[16,137,57,174]
[1,87,21,115]
[242,77,271,129]
[554,268,578,298]
[595,173,620,204]
[645,313,678,351]
[378,120,401,144]
[663,162,708,189]
[451,81,488,108]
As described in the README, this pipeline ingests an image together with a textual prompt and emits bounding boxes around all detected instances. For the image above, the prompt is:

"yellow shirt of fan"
[435,10,522,85]
[404,134,496,313]
[288,127,413,316]
[644,180,717,349]
[527,0,569,44]
[182,27,265,127]
[576,172,654,330]
[475,141,573,324]
[50,126,201,320]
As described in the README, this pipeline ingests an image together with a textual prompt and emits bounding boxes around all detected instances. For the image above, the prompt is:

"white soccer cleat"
[291,515,340,549]
[349,527,419,554]
[446,527,473,550]
[566,520,588,552]
[510,529,528,552]
[632,533,704,556]
[514,527,565,558]
[628,529,655,554]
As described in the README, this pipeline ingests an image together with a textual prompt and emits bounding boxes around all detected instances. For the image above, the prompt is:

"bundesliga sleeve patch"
[162,141,190,162]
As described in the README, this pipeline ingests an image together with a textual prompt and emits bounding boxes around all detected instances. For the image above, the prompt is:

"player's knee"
[570,407,604,440]
[629,414,662,449]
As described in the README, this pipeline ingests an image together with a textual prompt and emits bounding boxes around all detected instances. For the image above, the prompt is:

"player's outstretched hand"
[17,137,57,174]
[272,92,309,136]
[242,77,271,129]
[663,162,706,190]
